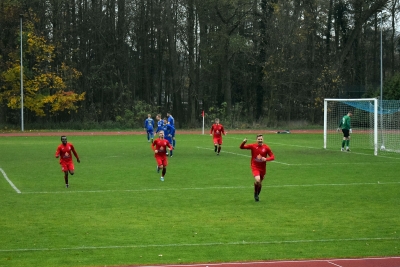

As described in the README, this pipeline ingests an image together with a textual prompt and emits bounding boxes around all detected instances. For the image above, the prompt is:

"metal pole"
[380,12,383,146]
[20,14,24,132]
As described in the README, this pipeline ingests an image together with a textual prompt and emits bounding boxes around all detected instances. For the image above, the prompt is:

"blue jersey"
[162,123,175,142]
[144,118,154,131]
[167,115,175,127]
[156,119,164,133]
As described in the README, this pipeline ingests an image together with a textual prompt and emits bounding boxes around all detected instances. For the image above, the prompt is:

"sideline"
[20,181,400,194]
[0,168,21,194]
[0,237,398,253]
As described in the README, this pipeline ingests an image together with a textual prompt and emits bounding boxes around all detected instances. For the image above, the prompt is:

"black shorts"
[342,129,350,138]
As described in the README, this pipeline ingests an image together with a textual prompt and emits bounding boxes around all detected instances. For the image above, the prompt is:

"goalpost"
[324,98,379,155]
[324,98,400,155]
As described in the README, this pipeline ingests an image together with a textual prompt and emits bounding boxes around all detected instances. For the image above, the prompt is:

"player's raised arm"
[240,138,248,149]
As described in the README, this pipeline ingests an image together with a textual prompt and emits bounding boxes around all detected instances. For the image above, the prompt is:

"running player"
[240,135,274,202]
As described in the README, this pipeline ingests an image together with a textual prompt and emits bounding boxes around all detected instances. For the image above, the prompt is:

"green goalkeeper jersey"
[339,115,351,130]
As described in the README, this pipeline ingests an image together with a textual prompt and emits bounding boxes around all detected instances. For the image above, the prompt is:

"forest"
[0,0,399,129]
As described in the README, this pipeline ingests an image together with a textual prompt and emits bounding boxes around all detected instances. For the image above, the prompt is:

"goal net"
[324,98,400,155]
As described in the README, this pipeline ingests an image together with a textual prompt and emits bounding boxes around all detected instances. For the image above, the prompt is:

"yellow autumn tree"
[0,20,85,117]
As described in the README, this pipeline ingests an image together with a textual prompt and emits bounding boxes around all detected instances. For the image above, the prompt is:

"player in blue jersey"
[144,114,155,142]
[162,118,175,157]
[167,112,176,148]
[156,114,163,133]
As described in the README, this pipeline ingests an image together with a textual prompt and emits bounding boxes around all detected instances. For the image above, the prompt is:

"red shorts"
[251,166,265,180]
[213,137,223,145]
[155,154,168,167]
[60,161,74,172]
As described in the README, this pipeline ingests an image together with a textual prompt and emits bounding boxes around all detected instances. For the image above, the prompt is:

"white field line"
[20,181,400,194]
[196,146,290,165]
[327,261,344,267]
[225,136,317,150]
[0,168,21,194]
[138,256,400,267]
[226,136,400,160]
[196,146,394,166]
[0,237,398,253]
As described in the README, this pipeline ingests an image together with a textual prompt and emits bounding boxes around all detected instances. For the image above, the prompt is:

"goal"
[324,98,400,155]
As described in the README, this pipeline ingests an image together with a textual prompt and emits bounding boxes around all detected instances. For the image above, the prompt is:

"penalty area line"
[0,168,21,194]
[196,146,290,165]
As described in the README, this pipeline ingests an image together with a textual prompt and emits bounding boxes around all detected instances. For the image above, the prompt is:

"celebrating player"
[55,136,80,188]
[144,114,155,142]
[152,130,173,181]
[210,118,226,155]
[240,134,274,202]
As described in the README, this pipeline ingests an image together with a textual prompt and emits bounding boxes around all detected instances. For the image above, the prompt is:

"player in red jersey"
[152,130,173,181]
[240,134,274,202]
[55,136,80,188]
[210,118,226,155]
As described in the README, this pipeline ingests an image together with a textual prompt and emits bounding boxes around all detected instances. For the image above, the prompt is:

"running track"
[128,257,400,267]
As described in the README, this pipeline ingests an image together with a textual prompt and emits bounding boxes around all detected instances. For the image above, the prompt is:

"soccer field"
[0,132,399,267]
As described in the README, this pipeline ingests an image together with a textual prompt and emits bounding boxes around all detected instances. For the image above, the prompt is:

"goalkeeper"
[337,111,352,151]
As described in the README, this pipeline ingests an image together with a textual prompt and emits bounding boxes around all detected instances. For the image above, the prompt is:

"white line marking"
[196,147,290,165]
[0,237,398,252]
[20,181,400,194]
[327,261,343,267]
[226,137,400,160]
[196,146,397,166]
[0,168,21,194]
[141,256,400,267]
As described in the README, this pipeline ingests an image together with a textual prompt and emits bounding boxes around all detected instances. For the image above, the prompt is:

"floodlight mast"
[20,14,24,132]
[380,12,383,147]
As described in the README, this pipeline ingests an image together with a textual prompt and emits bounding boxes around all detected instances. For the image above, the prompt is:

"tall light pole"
[20,14,24,132]
[380,12,383,147]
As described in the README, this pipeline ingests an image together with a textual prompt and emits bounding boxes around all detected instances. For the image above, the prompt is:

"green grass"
[0,133,399,267]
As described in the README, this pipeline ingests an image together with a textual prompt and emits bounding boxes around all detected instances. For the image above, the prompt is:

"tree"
[0,19,85,118]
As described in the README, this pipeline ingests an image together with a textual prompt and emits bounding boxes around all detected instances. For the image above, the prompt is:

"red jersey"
[210,124,225,138]
[152,138,173,156]
[55,143,79,162]
[240,143,274,170]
